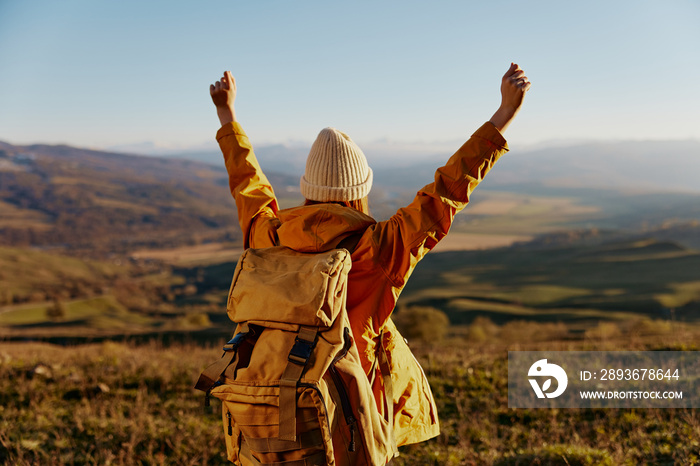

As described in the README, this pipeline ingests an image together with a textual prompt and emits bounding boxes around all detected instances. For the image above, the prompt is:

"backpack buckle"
[288,337,316,365]
[223,330,250,352]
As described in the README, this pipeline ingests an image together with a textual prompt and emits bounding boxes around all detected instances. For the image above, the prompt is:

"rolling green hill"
[400,238,700,328]
[3,236,699,340]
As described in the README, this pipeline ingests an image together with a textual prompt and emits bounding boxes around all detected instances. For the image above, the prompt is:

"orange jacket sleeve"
[368,121,508,322]
[216,122,280,249]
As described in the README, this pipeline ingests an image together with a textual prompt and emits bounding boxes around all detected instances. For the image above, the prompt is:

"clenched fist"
[210,71,237,126]
[490,63,532,134]
[500,63,531,113]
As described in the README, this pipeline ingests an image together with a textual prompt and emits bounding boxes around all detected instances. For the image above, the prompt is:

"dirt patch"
[431,232,532,252]
[131,242,242,265]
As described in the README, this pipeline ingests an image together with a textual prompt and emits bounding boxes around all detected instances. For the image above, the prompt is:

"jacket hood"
[276,204,376,253]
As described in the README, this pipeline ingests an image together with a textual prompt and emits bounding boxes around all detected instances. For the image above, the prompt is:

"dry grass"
[0,341,229,465]
[2,323,700,465]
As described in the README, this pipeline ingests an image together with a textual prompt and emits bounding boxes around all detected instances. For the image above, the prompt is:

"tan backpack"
[195,246,398,465]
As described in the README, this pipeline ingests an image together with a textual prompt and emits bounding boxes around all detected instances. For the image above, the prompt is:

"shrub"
[630,318,672,336]
[466,316,500,343]
[393,306,450,343]
[584,322,621,341]
[45,300,66,321]
[184,312,212,327]
[500,321,568,343]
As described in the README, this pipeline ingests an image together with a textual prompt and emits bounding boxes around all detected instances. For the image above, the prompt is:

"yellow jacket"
[216,121,508,447]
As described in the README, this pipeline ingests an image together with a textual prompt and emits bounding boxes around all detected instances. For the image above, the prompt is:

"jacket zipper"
[226,411,233,436]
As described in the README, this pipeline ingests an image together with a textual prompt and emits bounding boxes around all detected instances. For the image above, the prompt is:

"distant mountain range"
[1,137,699,254]
[356,139,700,194]
[116,138,700,194]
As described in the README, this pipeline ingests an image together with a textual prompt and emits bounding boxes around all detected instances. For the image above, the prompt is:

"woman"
[210,64,530,461]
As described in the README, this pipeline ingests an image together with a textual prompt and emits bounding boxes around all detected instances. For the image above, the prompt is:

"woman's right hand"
[490,63,531,134]
[210,71,237,126]
[500,63,531,112]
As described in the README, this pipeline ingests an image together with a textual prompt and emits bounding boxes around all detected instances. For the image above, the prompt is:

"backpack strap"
[279,326,319,441]
[194,323,254,393]
[336,233,362,254]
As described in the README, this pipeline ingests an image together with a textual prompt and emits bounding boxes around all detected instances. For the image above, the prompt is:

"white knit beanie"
[300,127,373,202]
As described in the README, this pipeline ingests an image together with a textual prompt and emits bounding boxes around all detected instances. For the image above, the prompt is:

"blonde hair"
[303,197,370,216]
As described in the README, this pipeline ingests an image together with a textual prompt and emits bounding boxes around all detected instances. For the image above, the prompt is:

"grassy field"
[0,246,130,305]
[1,323,699,465]
[0,245,221,339]
[401,238,700,329]
[451,191,602,236]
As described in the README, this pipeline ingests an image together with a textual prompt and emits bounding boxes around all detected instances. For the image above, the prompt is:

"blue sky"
[1,0,698,151]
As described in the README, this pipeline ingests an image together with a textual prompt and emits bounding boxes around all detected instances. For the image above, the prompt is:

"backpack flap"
[227,247,352,328]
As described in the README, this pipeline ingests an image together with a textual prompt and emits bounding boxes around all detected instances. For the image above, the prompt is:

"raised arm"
[211,71,280,248]
[368,64,531,321]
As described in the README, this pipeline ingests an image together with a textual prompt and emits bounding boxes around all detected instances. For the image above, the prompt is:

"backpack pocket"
[212,383,334,465]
